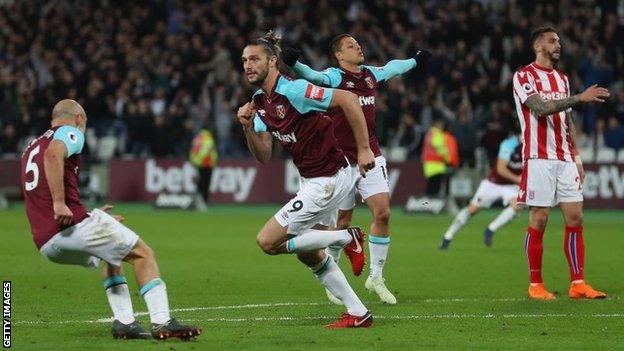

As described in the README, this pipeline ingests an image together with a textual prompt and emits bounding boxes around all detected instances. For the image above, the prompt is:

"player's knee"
[336,212,352,230]
[142,244,156,260]
[335,218,350,230]
[256,234,279,255]
[373,207,391,225]
[126,240,156,263]
[566,212,583,226]
[531,215,548,231]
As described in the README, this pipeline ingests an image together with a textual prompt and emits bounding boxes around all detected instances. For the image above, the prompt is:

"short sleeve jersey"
[21,125,88,249]
[487,136,523,185]
[251,75,347,178]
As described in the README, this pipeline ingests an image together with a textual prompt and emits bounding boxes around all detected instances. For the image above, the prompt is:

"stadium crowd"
[1,0,623,164]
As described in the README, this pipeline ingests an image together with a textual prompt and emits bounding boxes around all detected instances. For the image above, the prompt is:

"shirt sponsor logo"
[365,77,374,89]
[304,84,325,101]
[276,105,286,119]
[539,91,567,100]
[358,96,375,106]
[271,131,297,143]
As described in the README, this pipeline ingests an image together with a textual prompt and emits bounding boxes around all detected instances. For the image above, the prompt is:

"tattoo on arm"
[566,111,579,151]
[525,94,580,116]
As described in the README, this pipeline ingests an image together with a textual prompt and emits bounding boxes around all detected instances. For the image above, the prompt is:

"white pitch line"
[13,299,624,325]
[14,313,624,325]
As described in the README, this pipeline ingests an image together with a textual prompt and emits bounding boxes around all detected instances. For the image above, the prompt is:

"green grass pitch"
[2,204,622,350]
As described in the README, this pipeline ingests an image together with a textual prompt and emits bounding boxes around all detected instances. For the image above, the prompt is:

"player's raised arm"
[237,102,273,163]
[329,89,375,175]
[519,80,610,116]
[282,48,342,87]
[44,137,72,225]
[366,49,430,83]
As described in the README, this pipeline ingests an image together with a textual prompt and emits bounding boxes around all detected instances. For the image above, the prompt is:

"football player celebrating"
[237,31,374,328]
[281,34,430,304]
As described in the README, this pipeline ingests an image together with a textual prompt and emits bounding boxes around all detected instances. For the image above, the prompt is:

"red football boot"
[343,227,366,276]
[325,311,373,329]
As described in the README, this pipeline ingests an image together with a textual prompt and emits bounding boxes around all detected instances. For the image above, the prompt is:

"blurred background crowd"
[1,0,624,166]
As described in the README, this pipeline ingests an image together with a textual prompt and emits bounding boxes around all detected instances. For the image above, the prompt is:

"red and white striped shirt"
[512,62,577,162]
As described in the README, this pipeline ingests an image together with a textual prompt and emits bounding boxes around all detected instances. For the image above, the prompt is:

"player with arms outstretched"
[21,99,201,340]
[281,34,430,304]
[439,131,523,250]
[237,32,375,328]
[512,26,609,300]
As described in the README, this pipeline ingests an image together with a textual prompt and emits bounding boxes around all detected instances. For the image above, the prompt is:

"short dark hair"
[330,34,353,55]
[530,26,557,46]
[247,30,282,58]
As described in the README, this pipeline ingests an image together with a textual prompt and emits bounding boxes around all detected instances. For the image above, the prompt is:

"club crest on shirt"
[276,104,286,119]
[346,81,355,88]
[522,83,534,93]
[365,77,374,89]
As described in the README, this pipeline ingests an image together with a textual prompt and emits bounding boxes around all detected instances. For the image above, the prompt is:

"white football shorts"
[470,179,519,208]
[319,155,390,227]
[39,208,139,267]
[274,165,357,235]
[518,158,583,207]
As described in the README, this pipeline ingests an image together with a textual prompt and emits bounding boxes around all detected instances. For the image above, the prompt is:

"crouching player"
[21,99,201,340]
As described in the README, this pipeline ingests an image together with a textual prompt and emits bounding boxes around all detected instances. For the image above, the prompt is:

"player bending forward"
[439,131,523,250]
[282,34,430,305]
[513,26,609,300]
[21,99,201,340]
[237,32,374,328]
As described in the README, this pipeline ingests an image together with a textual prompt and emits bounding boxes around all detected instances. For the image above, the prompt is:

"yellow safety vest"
[189,130,218,168]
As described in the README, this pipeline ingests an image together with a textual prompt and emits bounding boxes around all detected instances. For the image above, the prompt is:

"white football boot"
[365,276,397,305]
[325,288,344,305]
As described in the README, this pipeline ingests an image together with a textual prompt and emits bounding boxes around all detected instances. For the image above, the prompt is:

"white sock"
[443,207,471,240]
[325,245,342,263]
[313,256,368,317]
[368,235,390,278]
[487,206,517,232]
[103,275,135,324]
[140,278,170,325]
[286,229,351,253]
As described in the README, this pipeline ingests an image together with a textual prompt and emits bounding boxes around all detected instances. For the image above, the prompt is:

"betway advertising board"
[107,158,624,208]
[108,158,416,204]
